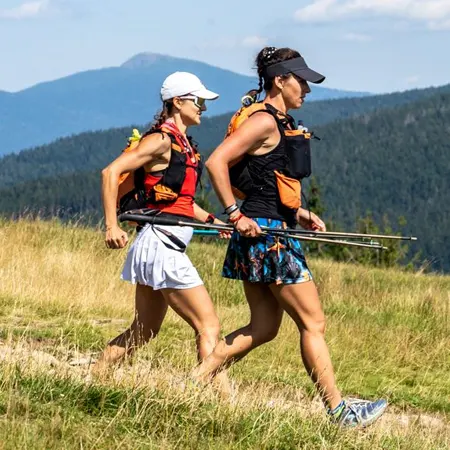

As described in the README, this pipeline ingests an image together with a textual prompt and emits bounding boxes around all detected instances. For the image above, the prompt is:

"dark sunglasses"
[179,95,206,109]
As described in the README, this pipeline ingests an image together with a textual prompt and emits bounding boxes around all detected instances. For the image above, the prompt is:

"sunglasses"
[178,95,206,109]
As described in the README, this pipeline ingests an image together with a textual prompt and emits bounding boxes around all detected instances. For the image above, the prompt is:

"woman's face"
[177,96,207,126]
[280,74,311,110]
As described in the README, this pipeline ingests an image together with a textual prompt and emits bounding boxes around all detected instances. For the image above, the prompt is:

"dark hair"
[142,101,174,138]
[244,47,301,103]
[141,100,198,150]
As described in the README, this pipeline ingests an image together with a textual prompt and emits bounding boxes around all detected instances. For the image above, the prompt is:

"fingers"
[311,213,326,232]
[236,217,261,237]
[105,231,128,249]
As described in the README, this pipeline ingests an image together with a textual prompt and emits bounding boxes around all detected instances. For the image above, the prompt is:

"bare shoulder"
[238,110,278,137]
[138,131,171,156]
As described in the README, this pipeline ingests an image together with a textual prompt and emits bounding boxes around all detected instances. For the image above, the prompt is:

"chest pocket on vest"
[284,130,312,179]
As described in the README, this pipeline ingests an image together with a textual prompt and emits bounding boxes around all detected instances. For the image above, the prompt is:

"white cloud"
[295,0,450,30]
[342,32,372,42]
[405,75,420,84]
[0,0,50,19]
[242,36,268,48]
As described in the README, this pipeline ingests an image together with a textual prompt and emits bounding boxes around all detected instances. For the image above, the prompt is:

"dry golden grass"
[0,218,449,449]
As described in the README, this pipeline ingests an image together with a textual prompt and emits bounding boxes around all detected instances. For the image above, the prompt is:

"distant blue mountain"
[0,53,368,156]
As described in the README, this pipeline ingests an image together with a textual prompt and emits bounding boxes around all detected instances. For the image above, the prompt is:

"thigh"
[134,283,168,329]
[269,281,325,331]
[160,285,219,331]
[244,281,284,332]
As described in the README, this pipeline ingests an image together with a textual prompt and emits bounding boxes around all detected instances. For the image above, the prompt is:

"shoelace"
[346,403,364,424]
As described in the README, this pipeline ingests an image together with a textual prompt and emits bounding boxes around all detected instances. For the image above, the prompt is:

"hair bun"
[262,47,277,62]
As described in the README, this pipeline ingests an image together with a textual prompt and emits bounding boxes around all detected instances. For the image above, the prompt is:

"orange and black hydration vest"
[118,122,202,218]
[226,103,314,220]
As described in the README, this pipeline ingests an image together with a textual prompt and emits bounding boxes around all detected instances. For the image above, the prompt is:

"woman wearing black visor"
[192,47,387,428]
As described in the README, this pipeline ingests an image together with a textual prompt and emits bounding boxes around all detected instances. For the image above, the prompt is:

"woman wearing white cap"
[96,72,229,388]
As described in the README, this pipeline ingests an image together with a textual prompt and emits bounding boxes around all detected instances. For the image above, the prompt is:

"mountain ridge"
[0,53,369,156]
[0,88,449,270]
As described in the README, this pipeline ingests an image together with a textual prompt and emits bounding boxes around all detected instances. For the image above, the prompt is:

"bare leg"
[269,281,342,410]
[161,285,222,361]
[192,282,283,382]
[161,285,233,394]
[94,284,168,368]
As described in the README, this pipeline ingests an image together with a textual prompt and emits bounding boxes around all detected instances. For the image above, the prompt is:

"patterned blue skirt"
[222,218,313,285]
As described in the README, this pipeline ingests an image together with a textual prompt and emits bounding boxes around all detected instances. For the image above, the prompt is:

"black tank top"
[240,109,296,225]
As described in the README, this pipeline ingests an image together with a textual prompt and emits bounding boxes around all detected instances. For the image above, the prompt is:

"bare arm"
[193,203,211,223]
[205,113,277,209]
[102,133,170,248]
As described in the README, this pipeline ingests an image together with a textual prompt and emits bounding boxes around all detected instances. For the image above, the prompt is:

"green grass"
[0,218,449,449]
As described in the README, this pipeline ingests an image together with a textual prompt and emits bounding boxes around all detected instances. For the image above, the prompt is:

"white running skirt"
[121,224,203,290]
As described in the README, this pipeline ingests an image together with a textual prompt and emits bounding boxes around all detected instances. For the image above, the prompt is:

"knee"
[251,323,280,346]
[302,316,326,337]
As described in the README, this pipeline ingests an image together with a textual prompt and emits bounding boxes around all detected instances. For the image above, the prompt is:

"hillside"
[310,91,450,271]
[0,52,366,156]
[0,219,449,448]
[1,88,449,270]
[2,83,450,191]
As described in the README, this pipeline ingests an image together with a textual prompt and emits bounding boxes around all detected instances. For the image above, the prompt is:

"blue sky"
[1,0,449,93]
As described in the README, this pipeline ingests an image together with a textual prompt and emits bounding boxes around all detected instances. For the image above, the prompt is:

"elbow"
[101,165,114,181]
[205,157,213,171]
[205,156,220,175]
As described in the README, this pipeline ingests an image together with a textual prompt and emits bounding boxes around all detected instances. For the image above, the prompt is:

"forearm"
[205,160,236,209]
[101,167,120,229]
[193,203,210,222]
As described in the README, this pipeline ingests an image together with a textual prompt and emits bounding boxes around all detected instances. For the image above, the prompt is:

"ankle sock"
[327,400,346,418]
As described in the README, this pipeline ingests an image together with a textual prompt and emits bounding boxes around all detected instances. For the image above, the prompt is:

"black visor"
[264,57,325,84]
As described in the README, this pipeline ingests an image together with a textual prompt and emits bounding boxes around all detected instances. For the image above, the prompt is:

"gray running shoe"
[337,398,388,428]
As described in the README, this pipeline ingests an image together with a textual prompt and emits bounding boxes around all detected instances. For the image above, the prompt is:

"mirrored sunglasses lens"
[195,97,206,108]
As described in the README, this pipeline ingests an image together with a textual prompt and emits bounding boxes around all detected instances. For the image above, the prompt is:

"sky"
[1,0,450,94]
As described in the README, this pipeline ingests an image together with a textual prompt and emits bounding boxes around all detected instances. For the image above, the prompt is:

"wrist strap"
[229,212,244,225]
[205,213,215,224]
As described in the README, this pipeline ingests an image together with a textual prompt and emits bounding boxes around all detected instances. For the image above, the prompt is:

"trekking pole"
[258,226,418,242]
[194,230,220,236]
[119,212,387,249]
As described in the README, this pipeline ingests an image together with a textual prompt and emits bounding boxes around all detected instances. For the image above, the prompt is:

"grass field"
[0,218,449,449]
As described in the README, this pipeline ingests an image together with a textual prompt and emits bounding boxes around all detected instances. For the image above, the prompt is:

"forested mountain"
[0,86,449,270]
[2,83,449,190]
[0,52,366,156]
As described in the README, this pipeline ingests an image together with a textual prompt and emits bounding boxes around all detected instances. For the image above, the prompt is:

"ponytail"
[142,101,173,138]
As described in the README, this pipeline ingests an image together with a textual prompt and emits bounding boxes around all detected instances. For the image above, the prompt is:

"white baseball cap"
[160,72,219,101]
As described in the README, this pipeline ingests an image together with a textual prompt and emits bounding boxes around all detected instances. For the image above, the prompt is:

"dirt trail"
[1,339,448,436]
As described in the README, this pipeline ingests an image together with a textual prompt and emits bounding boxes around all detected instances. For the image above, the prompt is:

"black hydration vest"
[227,103,315,222]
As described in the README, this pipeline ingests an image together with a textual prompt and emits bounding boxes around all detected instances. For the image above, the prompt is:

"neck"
[167,115,188,135]
[263,92,288,115]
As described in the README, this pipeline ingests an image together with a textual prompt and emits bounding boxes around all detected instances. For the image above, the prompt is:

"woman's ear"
[273,75,285,91]
[172,97,183,111]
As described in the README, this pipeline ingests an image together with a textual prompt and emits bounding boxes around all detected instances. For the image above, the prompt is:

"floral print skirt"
[222,218,313,285]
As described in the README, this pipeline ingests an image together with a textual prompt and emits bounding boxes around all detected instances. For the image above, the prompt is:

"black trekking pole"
[118,212,388,250]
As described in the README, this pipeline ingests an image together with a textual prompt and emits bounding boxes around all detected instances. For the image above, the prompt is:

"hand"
[232,214,262,238]
[213,218,232,239]
[105,224,129,249]
[296,208,326,232]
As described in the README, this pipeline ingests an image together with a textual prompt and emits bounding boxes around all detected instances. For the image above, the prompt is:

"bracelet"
[224,203,239,215]
[229,212,244,225]
[205,213,215,224]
